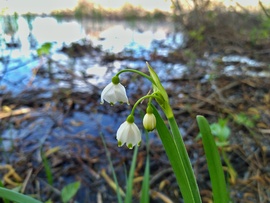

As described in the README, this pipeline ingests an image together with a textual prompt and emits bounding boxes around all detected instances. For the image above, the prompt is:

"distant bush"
[50,0,169,21]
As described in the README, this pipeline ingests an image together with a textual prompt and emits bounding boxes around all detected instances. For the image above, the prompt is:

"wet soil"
[1,33,270,203]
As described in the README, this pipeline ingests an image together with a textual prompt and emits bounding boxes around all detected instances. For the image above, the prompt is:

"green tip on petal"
[118,141,122,147]
[110,102,114,106]
[128,143,133,149]
[138,141,141,146]
[112,76,120,84]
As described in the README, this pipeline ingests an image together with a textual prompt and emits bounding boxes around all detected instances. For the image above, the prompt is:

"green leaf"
[146,62,173,118]
[100,133,123,203]
[152,105,202,203]
[37,42,52,57]
[41,149,53,185]
[197,118,231,146]
[0,187,42,203]
[234,112,258,128]
[140,132,150,203]
[0,181,10,203]
[140,155,150,203]
[197,115,230,203]
[61,181,81,203]
[211,123,230,141]
[146,62,168,103]
[124,145,138,203]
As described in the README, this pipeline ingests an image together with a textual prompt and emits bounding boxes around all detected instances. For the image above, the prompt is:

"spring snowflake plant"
[100,62,230,203]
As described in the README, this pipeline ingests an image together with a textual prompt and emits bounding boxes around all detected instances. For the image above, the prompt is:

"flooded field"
[0,16,186,148]
[1,15,270,202]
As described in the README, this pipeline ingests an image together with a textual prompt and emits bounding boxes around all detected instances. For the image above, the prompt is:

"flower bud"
[143,106,156,131]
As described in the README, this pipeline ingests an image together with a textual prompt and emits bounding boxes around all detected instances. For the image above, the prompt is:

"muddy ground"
[1,22,270,203]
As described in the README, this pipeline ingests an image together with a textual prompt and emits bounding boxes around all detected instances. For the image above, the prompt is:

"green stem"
[130,94,161,115]
[221,148,237,184]
[116,69,154,84]
[168,117,202,203]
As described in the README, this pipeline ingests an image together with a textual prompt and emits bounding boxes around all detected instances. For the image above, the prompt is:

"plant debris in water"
[1,2,270,202]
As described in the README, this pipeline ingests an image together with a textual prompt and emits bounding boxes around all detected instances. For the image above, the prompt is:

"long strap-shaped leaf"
[152,105,202,203]
[0,187,42,203]
[196,115,230,203]
[140,131,150,203]
[125,145,139,203]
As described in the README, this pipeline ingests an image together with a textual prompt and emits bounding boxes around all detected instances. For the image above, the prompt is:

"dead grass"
[172,0,270,60]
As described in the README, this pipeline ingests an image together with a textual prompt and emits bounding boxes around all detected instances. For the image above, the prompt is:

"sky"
[0,0,269,14]
[0,0,78,14]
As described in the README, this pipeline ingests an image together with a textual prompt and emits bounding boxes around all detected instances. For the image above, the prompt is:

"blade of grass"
[41,148,53,185]
[100,133,123,203]
[100,169,125,197]
[0,187,42,203]
[0,181,10,203]
[196,115,230,203]
[152,105,201,203]
[124,145,138,203]
[140,131,150,203]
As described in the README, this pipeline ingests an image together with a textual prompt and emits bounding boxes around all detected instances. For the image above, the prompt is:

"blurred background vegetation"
[0,0,270,202]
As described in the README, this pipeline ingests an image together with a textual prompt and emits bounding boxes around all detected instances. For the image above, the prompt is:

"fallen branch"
[0,107,31,119]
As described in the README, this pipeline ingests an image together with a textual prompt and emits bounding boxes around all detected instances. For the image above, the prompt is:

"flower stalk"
[100,62,205,202]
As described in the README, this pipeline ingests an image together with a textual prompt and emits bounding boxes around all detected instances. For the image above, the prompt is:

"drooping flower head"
[116,115,141,149]
[101,63,172,150]
[143,105,156,131]
[101,76,129,105]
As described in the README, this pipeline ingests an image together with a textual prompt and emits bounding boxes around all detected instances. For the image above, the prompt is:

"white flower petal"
[114,83,129,104]
[100,82,129,104]
[129,124,141,145]
[103,90,117,104]
[101,83,114,104]
[116,121,128,142]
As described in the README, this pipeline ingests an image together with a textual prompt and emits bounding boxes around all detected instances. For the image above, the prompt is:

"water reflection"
[1,16,183,54]
[31,17,85,48]
[1,15,267,95]
[0,16,183,93]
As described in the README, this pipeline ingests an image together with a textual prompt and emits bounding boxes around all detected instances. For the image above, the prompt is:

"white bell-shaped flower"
[116,115,141,149]
[101,76,129,105]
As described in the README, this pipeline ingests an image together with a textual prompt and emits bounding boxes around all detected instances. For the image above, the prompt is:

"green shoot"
[61,181,81,203]
[41,148,53,186]
[197,115,230,203]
